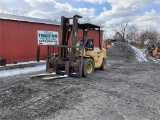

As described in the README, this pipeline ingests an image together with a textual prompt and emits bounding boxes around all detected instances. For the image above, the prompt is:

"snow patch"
[6,60,45,66]
[148,56,158,62]
[0,64,45,78]
[131,45,148,62]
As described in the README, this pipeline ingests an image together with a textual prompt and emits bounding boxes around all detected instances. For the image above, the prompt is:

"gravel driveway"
[0,60,160,120]
[1,43,160,120]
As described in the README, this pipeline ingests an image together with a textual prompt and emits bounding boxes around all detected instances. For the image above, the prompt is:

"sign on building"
[37,30,59,45]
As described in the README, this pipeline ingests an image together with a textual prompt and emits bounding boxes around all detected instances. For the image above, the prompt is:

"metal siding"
[87,30,97,46]
[67,29,103,47]
[0,20,2,58]
[87,30,103,48]
[0,20,60,63]
[0,19,102,64]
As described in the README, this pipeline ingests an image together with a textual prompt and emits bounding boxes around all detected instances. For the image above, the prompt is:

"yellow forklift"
[38,15,107,80]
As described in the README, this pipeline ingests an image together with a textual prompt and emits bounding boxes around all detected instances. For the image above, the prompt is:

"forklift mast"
[59,15,82,60]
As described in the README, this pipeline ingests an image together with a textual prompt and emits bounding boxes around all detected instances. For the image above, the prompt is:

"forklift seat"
[85,39,94,49]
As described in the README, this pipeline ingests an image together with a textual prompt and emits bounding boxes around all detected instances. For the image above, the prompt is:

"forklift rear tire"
[82,58,94,77]
[100,58,107,70]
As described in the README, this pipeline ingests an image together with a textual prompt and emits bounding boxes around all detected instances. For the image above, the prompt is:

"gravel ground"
[107,42,137,62]
[0,43,160,120]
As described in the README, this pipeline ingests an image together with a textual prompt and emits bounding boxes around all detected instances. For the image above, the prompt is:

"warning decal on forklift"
[92,52,100,55]
[37,30,59,45]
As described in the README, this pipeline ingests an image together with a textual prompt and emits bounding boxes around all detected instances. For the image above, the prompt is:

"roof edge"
[0,13,60,26]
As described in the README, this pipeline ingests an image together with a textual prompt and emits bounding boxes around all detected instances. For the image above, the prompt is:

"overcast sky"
[1,0,160,37]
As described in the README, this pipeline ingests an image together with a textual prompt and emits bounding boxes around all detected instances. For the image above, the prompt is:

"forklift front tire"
[82,58,94,77]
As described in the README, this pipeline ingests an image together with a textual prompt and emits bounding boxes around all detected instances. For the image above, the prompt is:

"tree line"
[105,19,160,48]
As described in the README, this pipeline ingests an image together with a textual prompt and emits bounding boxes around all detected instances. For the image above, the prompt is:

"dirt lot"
[0,60,160,120]
[0,43,160,120]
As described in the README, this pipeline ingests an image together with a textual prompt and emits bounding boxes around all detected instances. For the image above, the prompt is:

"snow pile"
[130,46,148,62]
[0,64,45,78]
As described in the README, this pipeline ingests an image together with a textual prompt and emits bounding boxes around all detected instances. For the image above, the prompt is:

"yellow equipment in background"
[152,42,160,59]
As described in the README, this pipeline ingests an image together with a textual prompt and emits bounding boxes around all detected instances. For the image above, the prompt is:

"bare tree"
[113,32,124,42]
[138,27,158,48]
[148,27,158,43]
[111,19,129,42]
[126,25,139,42]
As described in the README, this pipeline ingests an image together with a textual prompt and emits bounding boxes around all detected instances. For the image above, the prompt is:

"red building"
[0,13,103,64]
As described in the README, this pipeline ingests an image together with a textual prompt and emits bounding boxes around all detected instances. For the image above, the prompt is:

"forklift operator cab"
[77,39,94,50]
